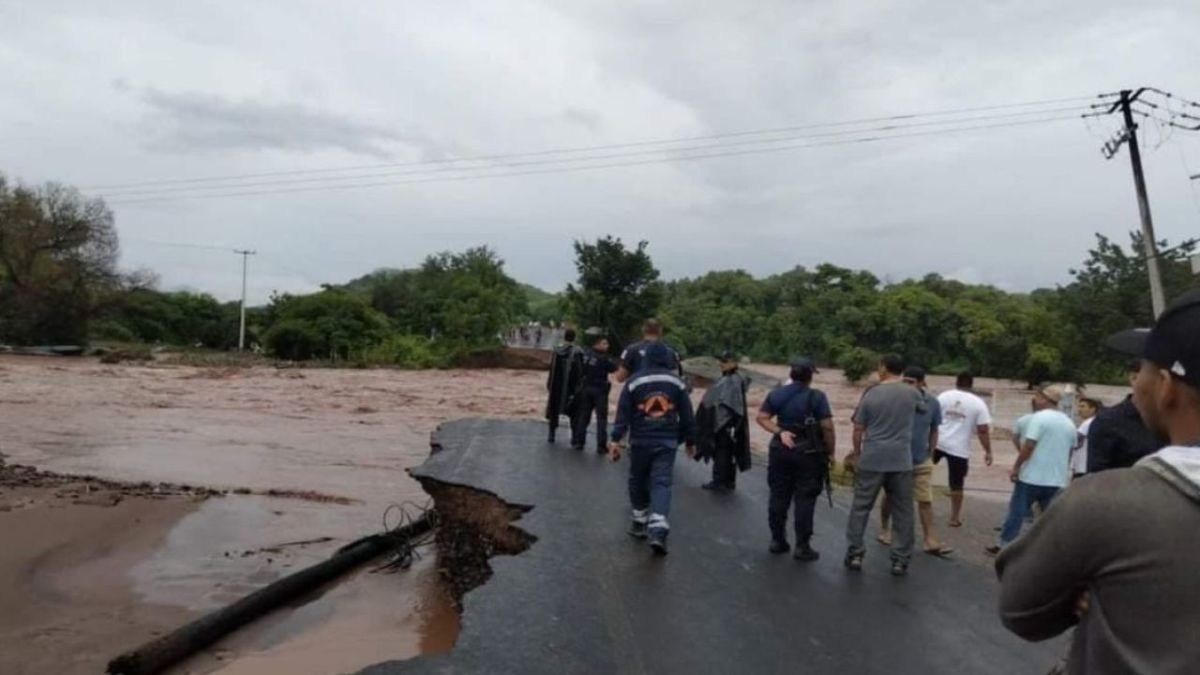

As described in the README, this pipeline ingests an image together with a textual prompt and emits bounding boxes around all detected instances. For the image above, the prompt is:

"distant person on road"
[1070,398,1102,479]
[1086,359,1167,472]
[609,342,697,556]
[697,350,751,493]
[997,289,1200,674]
[756,358,835,560]
[985,385,1075,555]
[844,354,920,576]
[878,366,952,557]
[545,328,583,444]
[571,328,618,453]
[935,372,994,528]
[615,318,682,383]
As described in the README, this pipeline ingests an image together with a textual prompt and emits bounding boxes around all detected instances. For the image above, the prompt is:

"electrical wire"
[85,94,1104,192]
[94,105,1093,199]
[105,113,1086,205]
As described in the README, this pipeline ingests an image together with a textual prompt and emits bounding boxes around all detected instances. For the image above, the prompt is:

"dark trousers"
[629,444,678,533]
[571,386,609,448]
[711,428,738,488]
[846,469,915,563]
[767,446,824,544]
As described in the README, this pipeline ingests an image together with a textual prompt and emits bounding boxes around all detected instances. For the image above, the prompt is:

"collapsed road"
[363,418,1064,675]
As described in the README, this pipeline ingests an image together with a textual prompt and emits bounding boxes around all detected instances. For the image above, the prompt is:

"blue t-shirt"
[911,391,942,464]
[1019,409,1076,488]
[760,383,832,428]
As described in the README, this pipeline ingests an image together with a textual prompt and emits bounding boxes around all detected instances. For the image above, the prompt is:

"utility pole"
[234,249,256,351]
[1098,89,1166,317]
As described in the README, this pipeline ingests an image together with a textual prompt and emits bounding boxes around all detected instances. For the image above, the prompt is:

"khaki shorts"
[913,458,934,504]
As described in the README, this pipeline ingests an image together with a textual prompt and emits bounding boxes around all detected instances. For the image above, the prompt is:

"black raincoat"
[695,370,751,471]
[545,343,583,423]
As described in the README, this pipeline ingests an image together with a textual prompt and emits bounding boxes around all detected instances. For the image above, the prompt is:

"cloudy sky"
[3,1,1199,303]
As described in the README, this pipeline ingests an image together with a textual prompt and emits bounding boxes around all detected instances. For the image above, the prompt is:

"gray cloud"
[133,86,441,159]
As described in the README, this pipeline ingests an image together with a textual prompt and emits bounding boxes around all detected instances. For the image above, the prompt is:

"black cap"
[903,365,927,381]
[719,349,738,363]
[790,357,818,376]
[1106,288,1200,388]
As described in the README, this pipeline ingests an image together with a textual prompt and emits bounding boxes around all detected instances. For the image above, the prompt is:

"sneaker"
[769,539,791,555]
[649,533,669,556]
[794,545,820,562]
[890,561,908,577]
[627,521,648,539]
[844,554,864,571]
[547,432,556,443]
[571,444,584,451]
[984,544,1002,556]
[701,481,719,491]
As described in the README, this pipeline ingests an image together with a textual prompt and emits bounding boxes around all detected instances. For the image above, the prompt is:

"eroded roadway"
[361,418,1061,675]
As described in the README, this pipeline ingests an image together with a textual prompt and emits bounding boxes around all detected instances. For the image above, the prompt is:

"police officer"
[571,328,618,452]
[609,342,697,556]
[615,318,682,382]
[755,358,836,561]
[545,328,583,443]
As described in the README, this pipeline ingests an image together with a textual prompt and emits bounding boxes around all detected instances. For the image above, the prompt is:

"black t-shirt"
[580,348,618,388]
[620,339,681,375]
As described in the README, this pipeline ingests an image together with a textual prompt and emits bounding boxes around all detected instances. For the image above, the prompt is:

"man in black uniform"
[545,328,583,443]
[755,358,836,561]
[571,328,618,452]
[697,350,751,492]
[615,318,682,382]
[1087,359,1167,472]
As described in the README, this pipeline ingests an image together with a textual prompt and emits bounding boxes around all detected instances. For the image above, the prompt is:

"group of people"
[543,291,1200,672]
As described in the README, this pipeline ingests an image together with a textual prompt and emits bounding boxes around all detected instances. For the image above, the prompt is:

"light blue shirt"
[1019,409,1076,488]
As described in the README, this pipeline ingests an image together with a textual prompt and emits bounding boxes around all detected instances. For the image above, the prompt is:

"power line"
[105,113,1086,205]
[85,94,1102,192]
[95,105,1093,199]
[124,237,240,253]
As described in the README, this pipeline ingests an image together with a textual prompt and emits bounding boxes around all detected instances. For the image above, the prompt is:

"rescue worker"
[696,350,751,492]
[615,318,682,382]
[545,328,583,444]
[608,342,697,556]
[571,328,618,452]
[756,358,836,561]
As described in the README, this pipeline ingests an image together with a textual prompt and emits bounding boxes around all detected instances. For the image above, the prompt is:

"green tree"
[0,176,118,344]
[566,236,663,346]
[263,288,389,360]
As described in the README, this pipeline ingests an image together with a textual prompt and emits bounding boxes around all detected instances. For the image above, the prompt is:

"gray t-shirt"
[852,380,920,472]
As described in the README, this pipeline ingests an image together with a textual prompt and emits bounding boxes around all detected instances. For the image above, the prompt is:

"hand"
[685,444,696,459]
[1009,470,1018,483]
[985,451,994,467]
[843,452,860,471]
[1073,591,1090,619]
[780,431,796,449]
[607,442,623,463]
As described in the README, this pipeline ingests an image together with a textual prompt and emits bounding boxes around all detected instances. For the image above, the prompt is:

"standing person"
[615,318,682,382]
[843,354,920,576]
[878,366,953,557]
[545,328,583,444]
[608,343,696,556]
[755,358,835,560]
[985,386,1075,555]
[697,350,751,493]
[571,328,618,453]
[935,372,994,527]
[1087,359,1167,472]
[1071,398,1102,479]
[996,290,1200,674]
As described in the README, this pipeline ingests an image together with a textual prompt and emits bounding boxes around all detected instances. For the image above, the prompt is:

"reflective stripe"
[631,509,648,524]
[628,373,685,392]
[648,513,670,531]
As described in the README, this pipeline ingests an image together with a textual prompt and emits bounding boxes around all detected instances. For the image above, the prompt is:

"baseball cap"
[903,365,927,381]
[718,349,738,363]
[1106,288,1200,388]
[1038,384,1064,405]
[790,357,819,377]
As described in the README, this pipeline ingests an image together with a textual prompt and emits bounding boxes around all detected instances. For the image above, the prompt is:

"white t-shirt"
[936,389,992,459]
[1071,417,1095,475]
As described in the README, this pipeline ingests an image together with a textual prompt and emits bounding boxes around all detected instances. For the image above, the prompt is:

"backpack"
[775,387,826,454]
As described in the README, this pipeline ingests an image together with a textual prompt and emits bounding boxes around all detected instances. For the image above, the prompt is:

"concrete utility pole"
[1103,89,1167,317]
[234,249,256,351]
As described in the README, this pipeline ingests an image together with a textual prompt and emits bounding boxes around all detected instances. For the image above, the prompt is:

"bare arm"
[1011,439,1036,480]
[821,418,837,456]
[978,424,993,465]
[850,423,865,461]
[928,428,939,456]
[756,410,779,435]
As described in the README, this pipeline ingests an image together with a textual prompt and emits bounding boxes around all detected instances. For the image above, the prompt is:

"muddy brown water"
[0,355,1130,672]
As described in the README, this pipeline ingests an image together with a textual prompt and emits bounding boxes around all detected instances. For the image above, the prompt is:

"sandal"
[948,519,963,528]
[923,545,954,558]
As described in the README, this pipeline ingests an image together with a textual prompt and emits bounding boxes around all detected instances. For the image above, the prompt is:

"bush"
[264,320,323,361]
[838,347,878,383]
[362,334,444,369]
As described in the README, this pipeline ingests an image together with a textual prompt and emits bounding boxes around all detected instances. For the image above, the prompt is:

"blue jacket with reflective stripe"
[610,368,696,447]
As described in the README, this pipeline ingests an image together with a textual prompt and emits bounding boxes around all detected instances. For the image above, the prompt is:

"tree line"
[2,172,1195,382]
